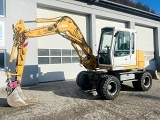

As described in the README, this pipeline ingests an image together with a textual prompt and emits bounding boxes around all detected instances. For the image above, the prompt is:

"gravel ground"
[0,79,160,120]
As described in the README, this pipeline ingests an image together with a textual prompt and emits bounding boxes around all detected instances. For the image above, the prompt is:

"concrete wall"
[155,27,160,71]
[0,0,160,88]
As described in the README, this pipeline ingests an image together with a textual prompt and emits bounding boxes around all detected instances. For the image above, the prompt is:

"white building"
[0,0,160,87]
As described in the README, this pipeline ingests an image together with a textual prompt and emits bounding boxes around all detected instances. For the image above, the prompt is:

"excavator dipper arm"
[6,16,97,107]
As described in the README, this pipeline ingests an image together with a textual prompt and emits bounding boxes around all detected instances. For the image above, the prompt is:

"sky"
[133,0,160,14]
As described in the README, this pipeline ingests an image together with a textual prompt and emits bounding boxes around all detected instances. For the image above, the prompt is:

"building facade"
[0,0,160,88]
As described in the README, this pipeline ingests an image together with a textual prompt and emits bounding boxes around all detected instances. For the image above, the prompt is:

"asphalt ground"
[0,79,160,120]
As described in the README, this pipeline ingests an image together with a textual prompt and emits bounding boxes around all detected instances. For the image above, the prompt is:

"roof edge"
[75,0,160,21]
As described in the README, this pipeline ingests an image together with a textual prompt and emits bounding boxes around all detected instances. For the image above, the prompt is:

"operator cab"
[98,27,136,70]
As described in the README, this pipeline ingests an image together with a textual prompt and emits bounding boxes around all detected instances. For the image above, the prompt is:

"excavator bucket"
[7,86,28,107]
[6,82,38,107]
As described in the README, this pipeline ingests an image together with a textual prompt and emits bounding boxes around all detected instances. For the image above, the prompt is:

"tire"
[76,71,84,87]
[100,76,120,100]
[76,71,93,90]
[132,72,152,91]
[96,80,102,96]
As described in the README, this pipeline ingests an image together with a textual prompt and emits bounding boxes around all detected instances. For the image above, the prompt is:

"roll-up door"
[96,18,126,51]
[37,7,88,82]
[135,25,155,70]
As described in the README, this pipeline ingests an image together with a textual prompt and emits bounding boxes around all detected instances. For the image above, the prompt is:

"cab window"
[114,31,130,57]
[131,32,135,54]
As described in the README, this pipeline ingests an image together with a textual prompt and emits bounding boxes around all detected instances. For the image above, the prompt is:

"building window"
[62,49,71,63]
[50,49,61,56]
[38,49,82,64]
[0,50,5,69]
[38,57,49,64]
[38,49,49,56]
[72,57,79,63]
[0,0,5,17]
[50,57,61,64]
[62,49,71,56]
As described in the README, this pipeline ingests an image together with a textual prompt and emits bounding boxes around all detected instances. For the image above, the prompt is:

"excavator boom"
[6,16,97,107]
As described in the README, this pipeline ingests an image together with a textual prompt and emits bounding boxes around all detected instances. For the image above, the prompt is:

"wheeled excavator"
[5,16,153,107]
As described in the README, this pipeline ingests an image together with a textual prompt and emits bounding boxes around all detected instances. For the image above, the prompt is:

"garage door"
[135,25,155,70]
[96,18,126,51]
[37,7,88,82]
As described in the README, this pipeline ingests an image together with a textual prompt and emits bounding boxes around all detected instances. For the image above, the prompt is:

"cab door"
[113,31,131,66]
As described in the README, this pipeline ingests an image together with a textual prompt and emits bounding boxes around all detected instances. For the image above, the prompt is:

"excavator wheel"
[76,71,85,87]
[96,80,102,96]
[76,71,93,90]
[99,75,120,100]
[132,72,152,91]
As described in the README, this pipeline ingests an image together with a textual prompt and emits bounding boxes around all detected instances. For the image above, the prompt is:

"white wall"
[1,0,160,88]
